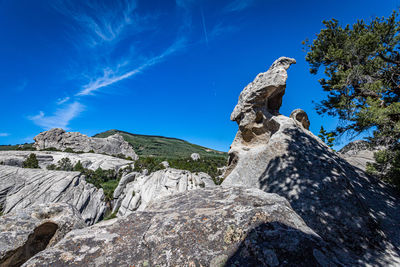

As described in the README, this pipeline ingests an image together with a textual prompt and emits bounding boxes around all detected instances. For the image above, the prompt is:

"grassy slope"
[94,129,228,159]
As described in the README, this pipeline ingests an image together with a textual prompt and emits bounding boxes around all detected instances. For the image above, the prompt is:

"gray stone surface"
[0,150,133,171]
[338,140,380,171]
[115,168,215,216]
[33,128,138,160]
[290,108,310,130]
[0,203,86,267]
[0,165,107,225]
[23,187,339,267]
[190,152,200,161]
[223,57,400,266]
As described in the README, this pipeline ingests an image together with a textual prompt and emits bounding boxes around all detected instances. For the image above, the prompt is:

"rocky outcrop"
[0,203,85,267]
[223,57,400,265]
[338,140,380,171]
[0,151,133,171]
[23,187,340,266]
[0,165,107,225]
[33,128,138,160]
[290,108,310,130]
[190,153,200,161]
[114,168,215,216]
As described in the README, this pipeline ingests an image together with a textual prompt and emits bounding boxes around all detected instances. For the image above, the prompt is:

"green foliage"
[73,161,84,172]
[56,157,73,171]
[103,211,118,220]
[318,126,336,148]
[0,143,35,151]
[366,149,400,189]
[22,153,39,169]
[133,156,227,184]
[100,179,119,201]
[306,11,400,188]
[94,129,228,160]
[134,157,166,173]
[64,148,74,153]
[46,164,57,170]
[305,11,400,143]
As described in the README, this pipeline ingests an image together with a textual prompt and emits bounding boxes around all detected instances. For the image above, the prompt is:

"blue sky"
[0,0,399,151]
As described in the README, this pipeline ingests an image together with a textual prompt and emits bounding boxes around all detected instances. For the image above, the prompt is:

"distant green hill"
[94,129,228,160]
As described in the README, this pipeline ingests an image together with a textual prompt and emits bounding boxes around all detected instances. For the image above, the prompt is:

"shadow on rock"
[225,221,339,267]
[259,127,400,266]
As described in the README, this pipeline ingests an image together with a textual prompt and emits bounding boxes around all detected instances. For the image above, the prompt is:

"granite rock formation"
[338,140,381,171]
[0,150,133,171]
[223,57,400,265]
[113,168,215,216]
[190,153,200,161]
[23,187,340,266]
[0,203,85,267]
[33,128,138,160]
[0,165,107,225]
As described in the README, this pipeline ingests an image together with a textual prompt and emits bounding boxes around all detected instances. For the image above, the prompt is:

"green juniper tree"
[305,10,400,187]
[22,153,39,169]
[318,126,336,148]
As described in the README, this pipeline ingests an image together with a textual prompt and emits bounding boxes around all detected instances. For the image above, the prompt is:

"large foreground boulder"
[33,128,138,160]
[0,165,107,225]
[0,150,133,171]
[113,168,215,216]
[223,57,400,265]
[23,187,339,266]
[0,203,85,267]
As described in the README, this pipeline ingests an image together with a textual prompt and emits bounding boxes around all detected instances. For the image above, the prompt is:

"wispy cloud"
[52,0,141,47]
[224,0,256,12]
[200,7,209,47]
[0,133,9,137]
[76,38,187,96]
[29,102,84,130]
[56,96,70,105]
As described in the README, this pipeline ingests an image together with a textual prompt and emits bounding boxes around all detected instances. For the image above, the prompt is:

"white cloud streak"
[29,102,84,130]
[52,0,139,47]
[0,133,9,137]
[76,38,187,96]
[56,96,70,105]
[224,0,255,12]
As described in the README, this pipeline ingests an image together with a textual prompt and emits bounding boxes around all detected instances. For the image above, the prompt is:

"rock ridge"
[33,128,138,160]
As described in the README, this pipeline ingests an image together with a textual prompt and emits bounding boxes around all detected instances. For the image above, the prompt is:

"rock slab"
[0,165,107,225]
[114,168,215,216]
[33,128,138,160]
[0,203,86,267]
[0,150,133,171]
[223,57,400,266]
[23,187,339,266]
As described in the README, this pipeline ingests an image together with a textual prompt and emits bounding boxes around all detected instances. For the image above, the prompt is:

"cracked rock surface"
[0,150,133,171]
[22,187,339,267]
[0,165,107,225]
[223,57,400,266]
[0,203,85,267]
[33,128,138,160]
[113,168,215,216]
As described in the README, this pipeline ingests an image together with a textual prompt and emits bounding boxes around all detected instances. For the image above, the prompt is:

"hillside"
[94,129,228,160]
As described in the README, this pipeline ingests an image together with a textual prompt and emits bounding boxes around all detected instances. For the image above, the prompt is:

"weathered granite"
[0,203,86,267]
[114,168,215,216]
[338,140,381,171]
[190,153,200,161]
[0,165,107,225]
[223,57,400,266]
[0,150,133,171]
[33,128,138,160]
[23,187,340,266]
